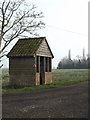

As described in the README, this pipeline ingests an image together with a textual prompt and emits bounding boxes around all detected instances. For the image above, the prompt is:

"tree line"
[57,49,90,69]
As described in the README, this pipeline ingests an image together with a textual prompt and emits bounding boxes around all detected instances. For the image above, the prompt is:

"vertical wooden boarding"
[45,57,47,72]
[47,57,49,72]
[49,57,51,72]
[38,56,40,73]
[43,57,45,73]
[43,57,45,84]
[36,56,40,85]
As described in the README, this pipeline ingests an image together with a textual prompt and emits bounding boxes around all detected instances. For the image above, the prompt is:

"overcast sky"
[2,0,89,68]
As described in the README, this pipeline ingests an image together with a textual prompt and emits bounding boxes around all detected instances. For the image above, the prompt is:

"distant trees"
[57,49,89,69]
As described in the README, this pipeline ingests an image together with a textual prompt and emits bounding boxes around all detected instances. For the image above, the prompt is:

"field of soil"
[2,81,88,118]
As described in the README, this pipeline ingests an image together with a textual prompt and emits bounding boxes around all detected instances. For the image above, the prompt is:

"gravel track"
[2,81,88,118]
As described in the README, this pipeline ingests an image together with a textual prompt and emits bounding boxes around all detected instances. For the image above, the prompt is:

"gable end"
[36,38,54,58]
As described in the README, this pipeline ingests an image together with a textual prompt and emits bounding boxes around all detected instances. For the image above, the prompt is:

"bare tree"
[0,0,45,66]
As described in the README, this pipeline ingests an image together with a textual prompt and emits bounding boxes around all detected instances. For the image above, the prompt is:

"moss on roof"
[7,37,45,57]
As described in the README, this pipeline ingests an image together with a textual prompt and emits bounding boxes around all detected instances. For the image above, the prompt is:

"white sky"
[2,0,89,68]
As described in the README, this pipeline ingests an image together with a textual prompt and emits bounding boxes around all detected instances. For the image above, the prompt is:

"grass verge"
[2,78,88,94]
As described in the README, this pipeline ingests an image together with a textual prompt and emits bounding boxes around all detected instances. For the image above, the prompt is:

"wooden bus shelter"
[7,37,54,86]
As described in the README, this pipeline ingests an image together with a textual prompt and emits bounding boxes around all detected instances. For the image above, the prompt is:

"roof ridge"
[19,37,46,40]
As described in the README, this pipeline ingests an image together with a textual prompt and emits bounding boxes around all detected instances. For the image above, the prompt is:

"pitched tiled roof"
[7,37,45,57]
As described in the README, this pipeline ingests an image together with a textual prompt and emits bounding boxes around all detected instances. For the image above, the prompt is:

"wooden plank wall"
[45,72,52,84]
[9,57,36,86]
[36,40,52,57]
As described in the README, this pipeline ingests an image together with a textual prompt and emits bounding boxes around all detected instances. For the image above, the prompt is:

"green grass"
[52,69,88,83]
[0,68,9,87]
[2,84,57,94]
[1,69,89,94]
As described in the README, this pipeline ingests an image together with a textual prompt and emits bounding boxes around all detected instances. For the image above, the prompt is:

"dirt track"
[2,81,88,118]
